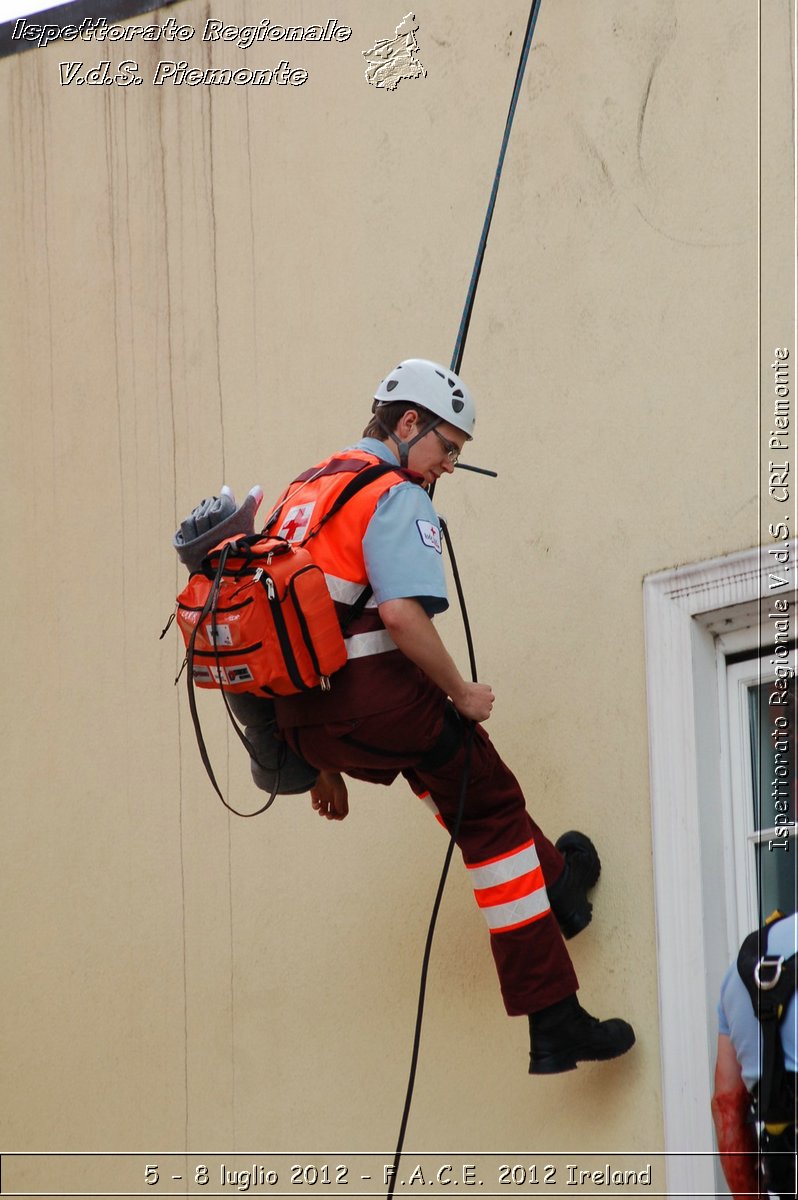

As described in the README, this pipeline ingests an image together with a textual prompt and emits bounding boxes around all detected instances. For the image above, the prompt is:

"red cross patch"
[277,502,316,543]
[416,519,442,553]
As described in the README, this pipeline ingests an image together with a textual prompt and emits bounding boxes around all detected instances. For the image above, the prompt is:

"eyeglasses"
[430,427,462,465]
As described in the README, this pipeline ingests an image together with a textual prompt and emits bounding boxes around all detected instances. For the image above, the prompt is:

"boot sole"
[555,831,601,887]
[558,905,592,940]
[530,1027,636,1075]
[553,832,601,939]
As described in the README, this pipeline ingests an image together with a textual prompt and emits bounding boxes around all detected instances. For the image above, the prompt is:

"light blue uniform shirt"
[349,438,448,617]
[717,913,798,1092]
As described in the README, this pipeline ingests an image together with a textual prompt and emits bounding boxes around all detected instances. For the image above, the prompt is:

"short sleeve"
[716,963,734,1035]
[717,1000,731,1037]
[362,482,448,615]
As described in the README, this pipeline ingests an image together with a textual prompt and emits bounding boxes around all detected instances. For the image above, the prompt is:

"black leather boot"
[528,995,635,1074]
[548,831,601,939]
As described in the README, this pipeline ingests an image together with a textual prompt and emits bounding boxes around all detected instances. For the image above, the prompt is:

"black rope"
[450,0,544,378]
[388,5,544,1191]
[430,0,542,508]
[440,520,479,684]
[387,526,476,1200]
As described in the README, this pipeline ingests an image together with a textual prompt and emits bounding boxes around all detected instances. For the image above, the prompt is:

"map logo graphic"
[363,12,426,91]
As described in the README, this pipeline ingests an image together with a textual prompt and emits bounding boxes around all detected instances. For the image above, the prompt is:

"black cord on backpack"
[185,541,281,818]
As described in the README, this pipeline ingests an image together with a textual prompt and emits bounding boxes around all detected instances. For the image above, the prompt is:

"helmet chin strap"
[375,413,440,468]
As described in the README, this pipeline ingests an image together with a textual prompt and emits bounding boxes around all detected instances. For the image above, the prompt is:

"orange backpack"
[174,461,400,698]
[175,533,348,697]
[168,461,401,814]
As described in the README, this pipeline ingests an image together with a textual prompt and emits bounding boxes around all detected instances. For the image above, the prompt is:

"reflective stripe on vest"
[467,839,551,933]
[344,630,397,659]
[324,572,379,608]
[325,573,394,661]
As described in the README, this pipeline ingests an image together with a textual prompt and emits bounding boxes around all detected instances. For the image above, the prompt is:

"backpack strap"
[302,462,411,542]
[262,460,411,622]
[737,917,798,1125]
[301,463,408,621]
[262,458,418,536]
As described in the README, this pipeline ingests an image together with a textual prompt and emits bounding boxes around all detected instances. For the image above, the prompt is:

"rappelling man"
[173,358,636,1074]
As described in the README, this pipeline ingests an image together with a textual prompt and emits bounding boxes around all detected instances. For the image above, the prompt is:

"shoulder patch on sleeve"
[416,519,442,554]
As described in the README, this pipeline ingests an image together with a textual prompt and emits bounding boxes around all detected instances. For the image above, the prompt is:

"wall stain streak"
[636,17,678,179]
[245,90,259,437]
[156,83,190,1155]
[637,53,661,176]
[35,54,57,518]
[786,0,795,144]
[227,810,237,1146]
[201,3,236,1141]
[204,0,226,483]
[571,117,615,192]
[630,199,748,250]
[631,12,758,249]
[104,88,128,669]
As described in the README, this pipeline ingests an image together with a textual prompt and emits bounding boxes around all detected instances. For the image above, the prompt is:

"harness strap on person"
[339,701,464,771]
[737,915,798,1129]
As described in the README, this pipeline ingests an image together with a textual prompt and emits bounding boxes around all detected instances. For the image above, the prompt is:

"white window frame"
[723,652,797,940]
[643,541,796,1199]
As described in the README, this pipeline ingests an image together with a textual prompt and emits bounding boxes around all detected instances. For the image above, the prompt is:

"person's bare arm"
[310,598,493,820]
[310,771,349,821]
[711,1034,761,1198]
[378,598,494,722]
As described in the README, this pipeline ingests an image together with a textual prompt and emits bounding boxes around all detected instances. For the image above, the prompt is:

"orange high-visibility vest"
[269,449,427,725]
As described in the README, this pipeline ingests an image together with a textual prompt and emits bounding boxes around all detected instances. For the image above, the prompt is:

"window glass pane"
[748,679,796,920]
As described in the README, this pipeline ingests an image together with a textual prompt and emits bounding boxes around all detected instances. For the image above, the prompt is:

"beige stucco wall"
[0,0,785,1186]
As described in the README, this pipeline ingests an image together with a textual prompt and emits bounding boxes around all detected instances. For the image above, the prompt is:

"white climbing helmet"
[373,358,476,439]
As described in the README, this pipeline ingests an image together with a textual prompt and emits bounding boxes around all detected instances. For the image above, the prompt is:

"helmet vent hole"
[452,388,463,399]
[452,399,464,412]
[386,380,398,392]
[435,370,445,379]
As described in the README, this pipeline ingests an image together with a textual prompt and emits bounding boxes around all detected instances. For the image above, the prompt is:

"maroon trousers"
[283,679,578,1016]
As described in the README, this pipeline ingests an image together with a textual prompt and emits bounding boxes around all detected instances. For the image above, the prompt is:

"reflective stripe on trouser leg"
[405,715,576,1013]
[467,839,551,933]
[415,788,447,829]
[282,682,578,1015]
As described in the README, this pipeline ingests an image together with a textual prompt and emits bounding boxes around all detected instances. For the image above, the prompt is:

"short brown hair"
[362,402,432,439]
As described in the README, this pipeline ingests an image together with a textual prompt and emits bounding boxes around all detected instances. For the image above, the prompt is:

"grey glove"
[173,484,264,573]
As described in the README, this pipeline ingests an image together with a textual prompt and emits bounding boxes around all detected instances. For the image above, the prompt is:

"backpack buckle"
[755,955,785,990]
